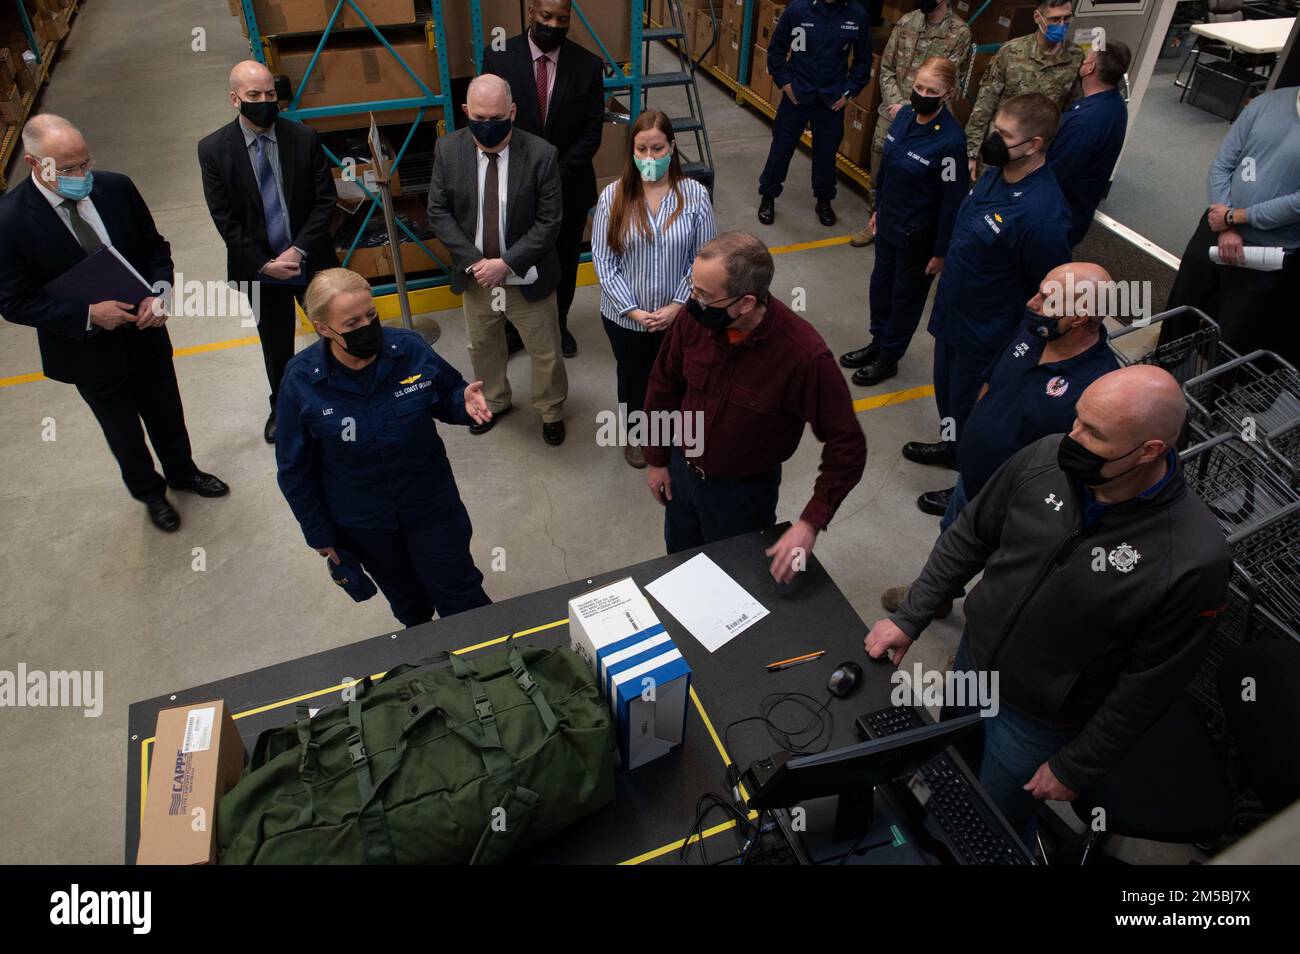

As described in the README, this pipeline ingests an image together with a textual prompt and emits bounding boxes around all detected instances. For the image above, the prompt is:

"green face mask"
[634,151,672,182]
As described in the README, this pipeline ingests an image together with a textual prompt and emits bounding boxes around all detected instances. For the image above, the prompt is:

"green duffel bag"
[217,644,616,864]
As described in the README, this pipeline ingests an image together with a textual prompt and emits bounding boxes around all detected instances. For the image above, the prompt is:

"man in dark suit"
[484,0,605,358]
[427,74,568,445]
[0,115,228,532]
[198,60,338,443]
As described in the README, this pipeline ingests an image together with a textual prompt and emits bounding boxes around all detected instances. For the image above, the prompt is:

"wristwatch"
[1226,208,1235,227]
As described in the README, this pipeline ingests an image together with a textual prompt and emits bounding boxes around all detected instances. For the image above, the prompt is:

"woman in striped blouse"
[592,110,717,468]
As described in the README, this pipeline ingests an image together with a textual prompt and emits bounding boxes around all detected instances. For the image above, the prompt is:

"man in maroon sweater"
[643,231,867,582]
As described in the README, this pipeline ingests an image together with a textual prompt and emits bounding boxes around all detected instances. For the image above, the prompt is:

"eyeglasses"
[53,157,94,176]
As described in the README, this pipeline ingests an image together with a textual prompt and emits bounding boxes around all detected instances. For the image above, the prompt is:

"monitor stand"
[783,788,927,865]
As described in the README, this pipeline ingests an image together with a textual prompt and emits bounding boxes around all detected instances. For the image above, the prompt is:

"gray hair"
[22,114,81,158]
[697,231,775,301]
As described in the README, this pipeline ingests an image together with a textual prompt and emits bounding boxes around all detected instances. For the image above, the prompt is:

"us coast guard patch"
[1108,542,1141,573]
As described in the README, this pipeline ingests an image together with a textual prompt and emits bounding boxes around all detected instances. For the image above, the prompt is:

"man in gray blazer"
[427,74,568,445]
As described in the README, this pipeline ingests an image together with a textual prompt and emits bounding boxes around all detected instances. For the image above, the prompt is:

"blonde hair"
[304,268,371,325]
[916,56,958,94]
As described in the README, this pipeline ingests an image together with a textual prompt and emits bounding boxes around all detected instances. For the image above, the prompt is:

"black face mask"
[531,22,568,52]
[910,90,943,115]
[920,0,941,13]
[468,117,513,150]
[1027,306,1068,341]
[979,131,1031,167]
[239,98,279,128]
[1058,434,1146,486]
[336,317,383,359]
[686,294,744,332]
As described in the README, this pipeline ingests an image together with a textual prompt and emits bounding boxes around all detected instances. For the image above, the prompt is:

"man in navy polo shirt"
[883,262,1120,615]
[759,0,872,228]
[1049,40,1131,247]
[901,93,1073,474]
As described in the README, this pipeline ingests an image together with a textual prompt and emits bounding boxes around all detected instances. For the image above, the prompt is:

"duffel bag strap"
[508,646,559,734]
[461,673,515,786]
[469,784,541,865]
[347,686,398,865]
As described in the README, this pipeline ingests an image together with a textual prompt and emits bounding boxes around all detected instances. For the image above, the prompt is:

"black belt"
[684,460,778,484]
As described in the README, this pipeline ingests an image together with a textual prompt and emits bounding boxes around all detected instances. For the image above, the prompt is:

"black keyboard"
[856,706,1033,865]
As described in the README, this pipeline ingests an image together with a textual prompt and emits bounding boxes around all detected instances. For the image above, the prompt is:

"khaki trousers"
[461,284,568,423]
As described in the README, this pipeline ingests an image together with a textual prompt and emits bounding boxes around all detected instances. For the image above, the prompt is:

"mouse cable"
[723,691,836,763]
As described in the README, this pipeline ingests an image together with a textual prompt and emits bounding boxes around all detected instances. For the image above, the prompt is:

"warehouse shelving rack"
[0,0,80,192]
[236,0,668,305]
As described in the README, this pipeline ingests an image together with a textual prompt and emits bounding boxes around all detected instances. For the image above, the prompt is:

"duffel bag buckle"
[474,699,496,724]
[516,671,537,694]
[347,732,368,767]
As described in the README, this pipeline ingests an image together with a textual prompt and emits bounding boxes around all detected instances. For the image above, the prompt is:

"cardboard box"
[649,0,668,26]
[0,48,16,98]
[273,32,442,133]
[720,0,746,32]
[840,101,872,166]
[2,35,38,94]
[33,11,69,44]
[966,50,995,102]
[582,173,620,242]
[445,0,523,78]
[136,701,246,865]
[756,0,786,46]
[717,24,741,80]
[0,84,21,124]
[593,117,629,181]
[238,0,416,37]
[693,8,719,69]
[749,43,774,105]
[880,0,919,24]
[344,236,454,278]
[568,578,691,771]
[571,0,631,65]
[971,1,1039,48]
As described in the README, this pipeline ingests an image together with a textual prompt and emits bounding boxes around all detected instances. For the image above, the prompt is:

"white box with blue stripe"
[568,577,691,770]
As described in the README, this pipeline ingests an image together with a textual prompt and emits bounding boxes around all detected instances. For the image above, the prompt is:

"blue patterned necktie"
[253,135,290,253]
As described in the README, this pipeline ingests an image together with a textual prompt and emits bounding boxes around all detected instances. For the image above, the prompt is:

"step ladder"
[638,0,717,193]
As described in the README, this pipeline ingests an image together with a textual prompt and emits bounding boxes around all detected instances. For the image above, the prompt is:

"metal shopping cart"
[1108,306,1231,386]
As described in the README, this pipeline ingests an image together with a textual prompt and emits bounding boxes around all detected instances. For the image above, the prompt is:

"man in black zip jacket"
[865,365,1231,848]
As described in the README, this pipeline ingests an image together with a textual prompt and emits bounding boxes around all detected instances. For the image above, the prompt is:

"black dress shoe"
[917,487,954,516]
[146,498,181,533]
[758,195,775,225]
[839,340,880,369]
[561,330,578,358]
[169,472,230,497]
[901,440,957,469]
[542,420,566,446]
[469,404,511,435]
[263,410,276,445]
[816,199,836,227]
[852,357,898,387]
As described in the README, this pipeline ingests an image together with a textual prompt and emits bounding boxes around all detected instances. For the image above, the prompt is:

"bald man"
[866,365,1231,850]
[198,60,338,443]
[0,114,228,532]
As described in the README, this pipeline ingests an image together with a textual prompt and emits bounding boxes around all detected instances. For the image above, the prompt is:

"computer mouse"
[827,661,863,698]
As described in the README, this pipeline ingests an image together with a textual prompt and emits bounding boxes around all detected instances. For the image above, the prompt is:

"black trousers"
[1163,211,1300,364]
[601,316,666,417]
[554,197,589,333]
[254,283,304,409]
[74,335,197,503]
[759,97,846,201]
[663,450,782,554]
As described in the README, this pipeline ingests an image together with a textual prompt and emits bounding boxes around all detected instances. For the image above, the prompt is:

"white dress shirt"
[472,143,536,284]
[35,176,113,330]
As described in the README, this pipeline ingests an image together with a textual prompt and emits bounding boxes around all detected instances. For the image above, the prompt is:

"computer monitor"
[741,713,983,840]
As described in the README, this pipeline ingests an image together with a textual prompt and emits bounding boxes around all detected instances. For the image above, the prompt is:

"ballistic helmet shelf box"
[136,700,246,865]
[568,577,691,770]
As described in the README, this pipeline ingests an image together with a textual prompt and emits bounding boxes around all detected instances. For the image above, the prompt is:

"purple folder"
[40,246,156,308]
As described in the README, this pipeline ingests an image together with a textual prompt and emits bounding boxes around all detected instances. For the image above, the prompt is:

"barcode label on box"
[998,16,1011,27]
[181,706,215,754]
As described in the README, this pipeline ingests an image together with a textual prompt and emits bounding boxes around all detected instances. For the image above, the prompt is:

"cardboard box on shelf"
[852,70,879,111]
[649,0,668,27]
[593,114,629,181]
[693,8,719,69]
[571,1,631,65]
[33,11,70,44]
[749,43,773,105]
[0,48,16,95]
[840,101,873,167]
[2,35,38,94]
[237,0,416,37]
[717,23,741,80]
[345,235,454,279]
[756,0,786,46]
[880,0,919,24]
[135,701,246,865]
[444,0,524,77]
[0,84,22,124]
[970,0,1039,48]
[273,31,442,133]
[720,0,746,32]
[582,173,620,242]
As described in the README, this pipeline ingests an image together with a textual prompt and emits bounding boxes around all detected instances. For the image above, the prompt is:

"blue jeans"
[943,634,1077,851]
[939,474,969,534]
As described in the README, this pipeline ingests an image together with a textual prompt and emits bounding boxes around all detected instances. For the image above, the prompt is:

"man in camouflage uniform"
[964,0,1082,182]
[852,0,971,247]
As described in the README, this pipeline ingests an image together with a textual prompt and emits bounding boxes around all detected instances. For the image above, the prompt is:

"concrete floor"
[0,2,1181,864]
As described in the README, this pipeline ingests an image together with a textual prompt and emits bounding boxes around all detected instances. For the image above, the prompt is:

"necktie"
[482,152,501,260]
[61,200,104,254]
[535,55,549,126]
[253,135,291,253]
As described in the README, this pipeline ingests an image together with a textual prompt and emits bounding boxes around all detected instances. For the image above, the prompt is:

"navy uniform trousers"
[759,97,846,201]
